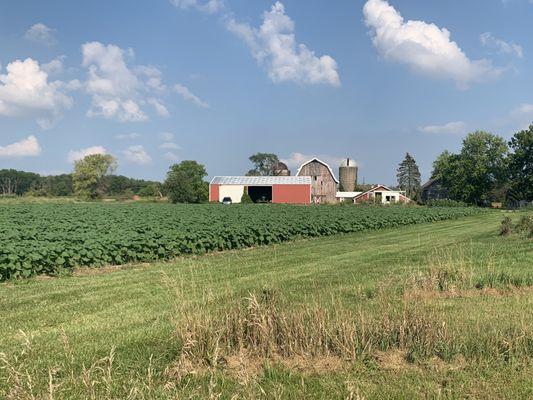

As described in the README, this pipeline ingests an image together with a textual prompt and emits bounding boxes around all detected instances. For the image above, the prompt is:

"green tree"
[433,131,508,205]
[508,125,533,202]
[396,153,421,199]
[0,169,41,196]
[72,154,117,199]
[246,153,279,176]
[164,160,208,203]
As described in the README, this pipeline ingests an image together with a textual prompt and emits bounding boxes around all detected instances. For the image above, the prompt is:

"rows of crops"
[0,203,483,280]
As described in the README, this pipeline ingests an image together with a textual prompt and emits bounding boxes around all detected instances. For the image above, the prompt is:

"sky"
[0,0,532,185]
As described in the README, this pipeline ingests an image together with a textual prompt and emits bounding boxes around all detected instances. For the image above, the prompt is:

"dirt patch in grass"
[405,286,533,300]
[373,350,415,371]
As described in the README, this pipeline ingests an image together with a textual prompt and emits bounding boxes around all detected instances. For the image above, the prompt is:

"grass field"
[1,211,532,399]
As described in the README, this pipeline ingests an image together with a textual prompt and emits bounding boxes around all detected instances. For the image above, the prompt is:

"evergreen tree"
[396,153,421,199]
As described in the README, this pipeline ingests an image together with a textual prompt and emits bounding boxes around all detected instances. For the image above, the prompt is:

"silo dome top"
[340,158,357,167]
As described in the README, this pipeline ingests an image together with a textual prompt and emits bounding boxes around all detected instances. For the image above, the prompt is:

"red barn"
[209,176,311,204]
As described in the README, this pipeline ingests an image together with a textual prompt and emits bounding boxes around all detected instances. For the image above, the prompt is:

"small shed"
[296,158,339,204]
[209,176,311,204]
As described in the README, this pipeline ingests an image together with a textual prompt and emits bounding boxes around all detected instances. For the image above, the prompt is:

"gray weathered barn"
[296,158,339,203]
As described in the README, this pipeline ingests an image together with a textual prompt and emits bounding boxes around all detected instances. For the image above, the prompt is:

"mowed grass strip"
[0,211,532,399]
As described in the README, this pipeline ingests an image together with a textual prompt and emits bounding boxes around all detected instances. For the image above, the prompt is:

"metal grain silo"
[339,158,358,192]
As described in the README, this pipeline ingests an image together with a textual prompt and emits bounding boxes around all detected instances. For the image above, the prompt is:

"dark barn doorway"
[248,186,272,203]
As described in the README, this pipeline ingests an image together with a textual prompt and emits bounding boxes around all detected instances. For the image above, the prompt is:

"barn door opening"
[248,186,272,203]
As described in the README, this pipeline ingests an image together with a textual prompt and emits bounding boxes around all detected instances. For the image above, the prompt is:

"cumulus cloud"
[82,42,170,122]
[0,135,41,158]
[174,84,209,108]
[480,32,523,58]
[363,0,501,88]
[148,98,170,116]
[164,151,180,162]
[41,57,65,76]
[170,0,224,14]
[25,23,56,45]
[507,103,533,131]
[122,145,151,164]
[227,2,340,86]
[0,58,73,129]
[418,121,467,135]
[67,146,107,163]
[115,132,141,140]
[159,142,181,150]
[281,152,344,171]
[159,132,174,141]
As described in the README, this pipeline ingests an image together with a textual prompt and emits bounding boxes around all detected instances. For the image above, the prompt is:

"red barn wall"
[272,184,310,204]
[209,184,219,202]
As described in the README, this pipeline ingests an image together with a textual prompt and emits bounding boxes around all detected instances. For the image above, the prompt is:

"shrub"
[241,189,254,204]
[499,216,513,236]
[426,199,468,207]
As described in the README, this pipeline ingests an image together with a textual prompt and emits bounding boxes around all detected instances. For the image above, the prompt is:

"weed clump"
[500,216,513,236]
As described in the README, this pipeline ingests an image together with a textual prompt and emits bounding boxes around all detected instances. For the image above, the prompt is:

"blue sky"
[0,0,532,184]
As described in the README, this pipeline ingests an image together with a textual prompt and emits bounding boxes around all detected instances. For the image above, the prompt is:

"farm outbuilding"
[209,176,312,204]
[296,158,339,204]
[353,185,410,204]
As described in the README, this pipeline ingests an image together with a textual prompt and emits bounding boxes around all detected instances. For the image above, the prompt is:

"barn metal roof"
[210,176,311,185]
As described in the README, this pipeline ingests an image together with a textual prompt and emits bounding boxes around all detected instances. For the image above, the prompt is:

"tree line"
[2,125,530,206]
[396,125,532,206]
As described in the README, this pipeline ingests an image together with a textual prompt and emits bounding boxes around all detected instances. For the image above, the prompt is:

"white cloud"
[418,121,467,135]
[170,0,224,14]
[148,97,170,116]
[227,2,340,86]
[136,66,166,92]
[512,103,533,116]
[122,145,151,165]
[0,58,73,128]
[0,135,41,158]
[41,57,65,76]
[480,32,523,58]
[67,146,107,163]
[82,42,170,122]
[25,23,56,45]
[174,84,209,108]
[363,0,501,88]
[281,152,344,171]
[159,132,174,141]
[164,151,180,162]
[159,142,181,150]
[115,132,141,140]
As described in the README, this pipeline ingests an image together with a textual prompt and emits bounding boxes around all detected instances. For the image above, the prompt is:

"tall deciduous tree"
[246,153,279,176]
[396,153,421,199]
[433,131,508,205]
[164,160,208,203]
[72,154,117,199]
[508,125,533,202]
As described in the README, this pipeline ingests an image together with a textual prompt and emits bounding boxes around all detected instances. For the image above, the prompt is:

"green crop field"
[0,203,482,280]
[0,208,531,399]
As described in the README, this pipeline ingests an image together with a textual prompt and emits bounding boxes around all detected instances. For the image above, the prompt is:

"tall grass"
[170,251,533,377]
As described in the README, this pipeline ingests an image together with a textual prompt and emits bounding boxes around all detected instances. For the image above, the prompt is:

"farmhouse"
[296,158,339,204]
[353,185,410,204]
[209,176,312,204]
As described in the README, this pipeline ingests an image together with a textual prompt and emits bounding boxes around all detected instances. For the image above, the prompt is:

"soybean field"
[0,203,482,280]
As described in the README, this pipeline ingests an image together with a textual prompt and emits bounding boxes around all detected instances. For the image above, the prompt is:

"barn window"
[386,196,391,202]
